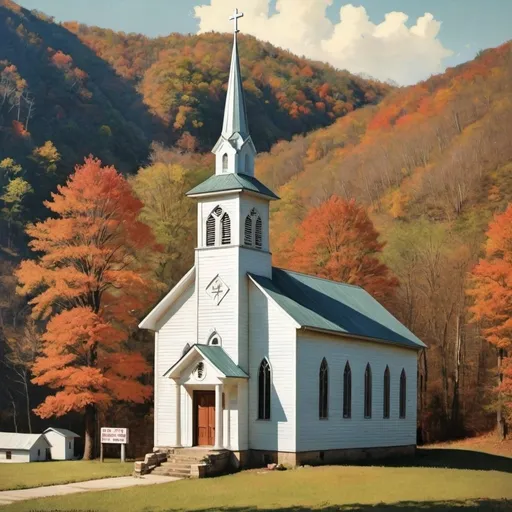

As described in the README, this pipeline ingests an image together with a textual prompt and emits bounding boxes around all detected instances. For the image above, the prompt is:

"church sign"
[100,427,129,462]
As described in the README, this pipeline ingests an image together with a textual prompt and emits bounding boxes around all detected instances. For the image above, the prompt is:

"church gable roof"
[164,344,248,379]
[186,173,279,200]
[249,268,426,350]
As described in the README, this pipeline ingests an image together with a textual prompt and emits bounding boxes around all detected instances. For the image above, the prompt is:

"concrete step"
[153,467,192,478]
[160,462,192,470]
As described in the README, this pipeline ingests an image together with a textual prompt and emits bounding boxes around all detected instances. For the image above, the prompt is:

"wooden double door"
[194,390,215,446]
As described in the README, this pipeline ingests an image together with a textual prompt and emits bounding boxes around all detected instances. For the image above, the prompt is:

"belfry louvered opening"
[221,213,231,245]
[206,214,216,246]
[244,208,263,249]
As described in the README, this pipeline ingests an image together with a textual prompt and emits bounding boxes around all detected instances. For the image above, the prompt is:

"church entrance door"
[194,390,215,446]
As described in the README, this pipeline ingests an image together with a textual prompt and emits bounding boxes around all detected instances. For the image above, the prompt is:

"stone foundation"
[248,445,416,468]
[135,445,416,476]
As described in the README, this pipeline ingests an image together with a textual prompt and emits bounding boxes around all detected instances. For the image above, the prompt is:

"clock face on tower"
[206,274,230,305]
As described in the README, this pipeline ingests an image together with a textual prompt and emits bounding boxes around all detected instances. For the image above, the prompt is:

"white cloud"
[194,1,453,85]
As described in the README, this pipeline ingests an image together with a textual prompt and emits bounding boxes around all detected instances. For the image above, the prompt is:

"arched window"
[208,332,221,346]
[244,215,252,245]
[222,153,228,172]
[343,361,352,418]
[255,216,262,248]
[244,154,250,174]
[258,358,271,420]
[206,214,215,246]
[244,208,263,249]
[319,358,328,419]
[383,366,390,419]
[399,369,406,418]
[364,363,372,418]
[221,213,231,245]
[182,343,191,357]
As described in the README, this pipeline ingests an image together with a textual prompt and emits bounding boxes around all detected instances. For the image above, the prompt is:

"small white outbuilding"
[43,428,79,460]
[0,432,51,463]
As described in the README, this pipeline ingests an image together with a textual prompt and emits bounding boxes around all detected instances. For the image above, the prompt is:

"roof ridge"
[274,267,363,290]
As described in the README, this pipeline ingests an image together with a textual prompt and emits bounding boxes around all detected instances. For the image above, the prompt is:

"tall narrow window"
[255,216,262,248]
[222,153,228,172]
[343,361,352,418]
[206,214,215,246]
[364,363,372,418]
[319,358,329,419]
[244,215,253,246]
[258,358,271,420]
[383,366,390,419]
[399,369,406,418]
[221,213,231,245]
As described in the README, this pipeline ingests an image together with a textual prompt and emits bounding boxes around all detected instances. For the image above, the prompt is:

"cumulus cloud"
[194,1,453,85]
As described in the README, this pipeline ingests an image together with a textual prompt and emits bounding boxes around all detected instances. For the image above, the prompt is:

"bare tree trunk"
[23,371,32,433]
[497,348,508,440]
[83,404,97,460]
[451,313,463,435]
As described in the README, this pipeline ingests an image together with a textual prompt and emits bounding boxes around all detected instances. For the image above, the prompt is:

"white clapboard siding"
[155,283,196,447]
[248,281,297,452]
[296,331,418,451]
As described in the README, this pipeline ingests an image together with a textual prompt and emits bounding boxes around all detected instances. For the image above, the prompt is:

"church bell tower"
[186,8,278,371]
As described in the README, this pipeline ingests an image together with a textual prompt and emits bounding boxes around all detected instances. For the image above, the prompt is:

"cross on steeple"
[229,8,244,34]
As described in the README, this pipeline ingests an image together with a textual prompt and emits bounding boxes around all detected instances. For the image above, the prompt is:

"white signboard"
[101,427,129,444]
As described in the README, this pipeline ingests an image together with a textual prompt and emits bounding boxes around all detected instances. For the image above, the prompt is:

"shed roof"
[44,428,79,438]
[0,432,50,450]
[249,268,426,350]
[186,173,279,200]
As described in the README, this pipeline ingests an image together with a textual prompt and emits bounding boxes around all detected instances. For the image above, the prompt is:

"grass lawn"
[0,459,133,491]
[1,446,511,511]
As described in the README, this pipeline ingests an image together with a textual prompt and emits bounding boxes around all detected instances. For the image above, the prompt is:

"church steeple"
[212,8,257,177]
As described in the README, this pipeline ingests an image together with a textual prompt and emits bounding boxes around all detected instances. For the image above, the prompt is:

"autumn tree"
[16,157,159,459]
[468,204,512,440]
[289,196,398,302]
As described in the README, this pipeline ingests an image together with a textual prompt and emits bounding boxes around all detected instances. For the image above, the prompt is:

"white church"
[139,9,426,468]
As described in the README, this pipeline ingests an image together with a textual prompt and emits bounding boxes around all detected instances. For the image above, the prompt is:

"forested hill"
[0,0,389,176]
[254,41,512,439]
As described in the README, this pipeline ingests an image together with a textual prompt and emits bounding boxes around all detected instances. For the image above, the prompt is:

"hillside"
[253,41,512,440]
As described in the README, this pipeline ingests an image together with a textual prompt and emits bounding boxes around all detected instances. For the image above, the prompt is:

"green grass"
[0,459,133,491]
[1,449,512,512]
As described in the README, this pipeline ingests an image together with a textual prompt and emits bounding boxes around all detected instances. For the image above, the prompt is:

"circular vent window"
[194,362,206,381]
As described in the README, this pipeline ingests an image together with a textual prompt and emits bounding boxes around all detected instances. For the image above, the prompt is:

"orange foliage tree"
[468,204,512,439]
[16,157,159,459]
[289,196,398,302]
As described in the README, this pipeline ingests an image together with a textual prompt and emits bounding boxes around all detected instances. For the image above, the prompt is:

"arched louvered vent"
[206,214,215,247]
[222,153,228,172]
[255,216,262,248]
[221,213,231,245]
[244,215,252,246]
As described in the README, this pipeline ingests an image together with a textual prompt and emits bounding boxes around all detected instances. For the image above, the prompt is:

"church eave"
[139,266,195,331]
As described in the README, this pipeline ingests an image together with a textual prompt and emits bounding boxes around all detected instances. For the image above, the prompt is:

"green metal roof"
[195,345,249,378]
[249,268,426,350]
[187,173,279,200]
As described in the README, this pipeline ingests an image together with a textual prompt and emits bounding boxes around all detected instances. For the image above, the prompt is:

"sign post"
[100,427,129,463]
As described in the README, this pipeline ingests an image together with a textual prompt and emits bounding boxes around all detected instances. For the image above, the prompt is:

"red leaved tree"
[289,196,398,302]
[468,204,512,440]
[16,157,160,459]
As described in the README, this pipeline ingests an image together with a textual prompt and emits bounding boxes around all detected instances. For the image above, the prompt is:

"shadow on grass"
[357,448,512,473]
[161,500,511,512]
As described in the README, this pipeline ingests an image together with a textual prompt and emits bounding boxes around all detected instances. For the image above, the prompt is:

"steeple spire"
[212,8,256,176]
[221,8,249,140]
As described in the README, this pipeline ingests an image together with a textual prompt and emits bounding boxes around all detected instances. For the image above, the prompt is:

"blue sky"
[15,0,512,84]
